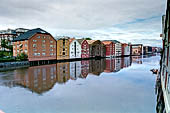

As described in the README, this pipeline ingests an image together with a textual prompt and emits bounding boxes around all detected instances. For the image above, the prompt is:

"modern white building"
[0,28,29,51]
[69,39,81,59]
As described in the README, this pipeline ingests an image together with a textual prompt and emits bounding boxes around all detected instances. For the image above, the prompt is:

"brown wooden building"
[86,40,102,57]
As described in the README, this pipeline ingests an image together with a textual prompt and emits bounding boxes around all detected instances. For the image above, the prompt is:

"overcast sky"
[0,0,166,47]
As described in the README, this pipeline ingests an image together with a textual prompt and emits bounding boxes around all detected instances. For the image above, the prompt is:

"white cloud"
[0,0,166,47]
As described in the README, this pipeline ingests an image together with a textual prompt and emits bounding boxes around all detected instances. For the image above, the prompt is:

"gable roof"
[112,40,120,43]
[77,39,84,44]
[102,41,112,45]
[56,36,70,40]
[69,38,75,43]
[103,40,120,43]
[13,28,50,42]
[86,40,98,44]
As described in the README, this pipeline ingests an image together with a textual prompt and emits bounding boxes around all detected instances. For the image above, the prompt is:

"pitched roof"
[77,39,84,44]
[112,40,120,43]
[13,28,49,41]
[69,38,75,43]
[102,41,112,45]
[103,40,120,43]
[55,36,70,40]
[86,40,97,44]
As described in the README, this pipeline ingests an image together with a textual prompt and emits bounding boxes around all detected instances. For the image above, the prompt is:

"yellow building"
[56,36,70,60]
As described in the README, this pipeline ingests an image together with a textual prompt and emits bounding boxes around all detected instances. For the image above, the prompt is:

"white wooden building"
[69,39,81,59]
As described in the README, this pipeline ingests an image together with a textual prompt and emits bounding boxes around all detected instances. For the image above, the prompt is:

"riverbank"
[0,54,158,70]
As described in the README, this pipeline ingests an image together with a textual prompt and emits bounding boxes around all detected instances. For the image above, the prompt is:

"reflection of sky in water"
[0,55,160,113]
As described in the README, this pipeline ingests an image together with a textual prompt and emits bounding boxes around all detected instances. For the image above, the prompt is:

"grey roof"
[13,28,49,41]
[55,36,70,40]
[0,29,16,35]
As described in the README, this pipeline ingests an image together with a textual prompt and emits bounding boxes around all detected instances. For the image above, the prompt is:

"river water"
[0,55,160,113]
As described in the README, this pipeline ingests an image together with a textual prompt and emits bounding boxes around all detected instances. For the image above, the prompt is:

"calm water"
[0,55,160,113]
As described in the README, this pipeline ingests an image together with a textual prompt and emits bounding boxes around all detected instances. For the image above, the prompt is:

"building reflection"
[6,64,58,94]
[70,61,81,80]
[1,57,133,94]
[104,57,132,73]
[132,56,143,64]
[80,60,89,78]
[89,59,106,76]
[56,62,70,84]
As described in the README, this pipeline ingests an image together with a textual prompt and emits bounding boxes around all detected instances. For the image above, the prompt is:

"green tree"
[17,53,28,61]
[1,39,8,51]
[84,37,92,40]
[1,39,13,52]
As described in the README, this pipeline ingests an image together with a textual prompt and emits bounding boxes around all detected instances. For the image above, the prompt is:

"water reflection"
[0,56,152,94]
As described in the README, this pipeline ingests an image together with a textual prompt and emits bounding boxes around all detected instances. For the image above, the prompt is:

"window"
[25,44,27,47]
[37,53,40,56]
[63,52,65,55]
[34,53,37,56]
[33,44,37,47]
[42,49,46,51]
[33,49,37,51]
[50,53,53,56]
[37,36,40,38]
[42,44,46,48]
[43,36,46,39]
[50,41,53,43]
[50,49,53,51]
[24,49,28,53]
[42,53,46,56]
[42,40,45,43]
[50,45,53,48]
[33,40,37,42]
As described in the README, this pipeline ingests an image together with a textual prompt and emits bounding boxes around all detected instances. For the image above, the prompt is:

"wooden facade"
[77,39,90,58]
[87,40,102,57]
[102,41,114,57]
[57,38,70,60]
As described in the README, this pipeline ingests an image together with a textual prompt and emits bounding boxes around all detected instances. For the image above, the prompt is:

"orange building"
[13,28,57,61]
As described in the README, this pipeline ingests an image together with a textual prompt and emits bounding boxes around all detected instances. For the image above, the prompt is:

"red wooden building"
[102,41,114,57]
[77,39,90,58]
